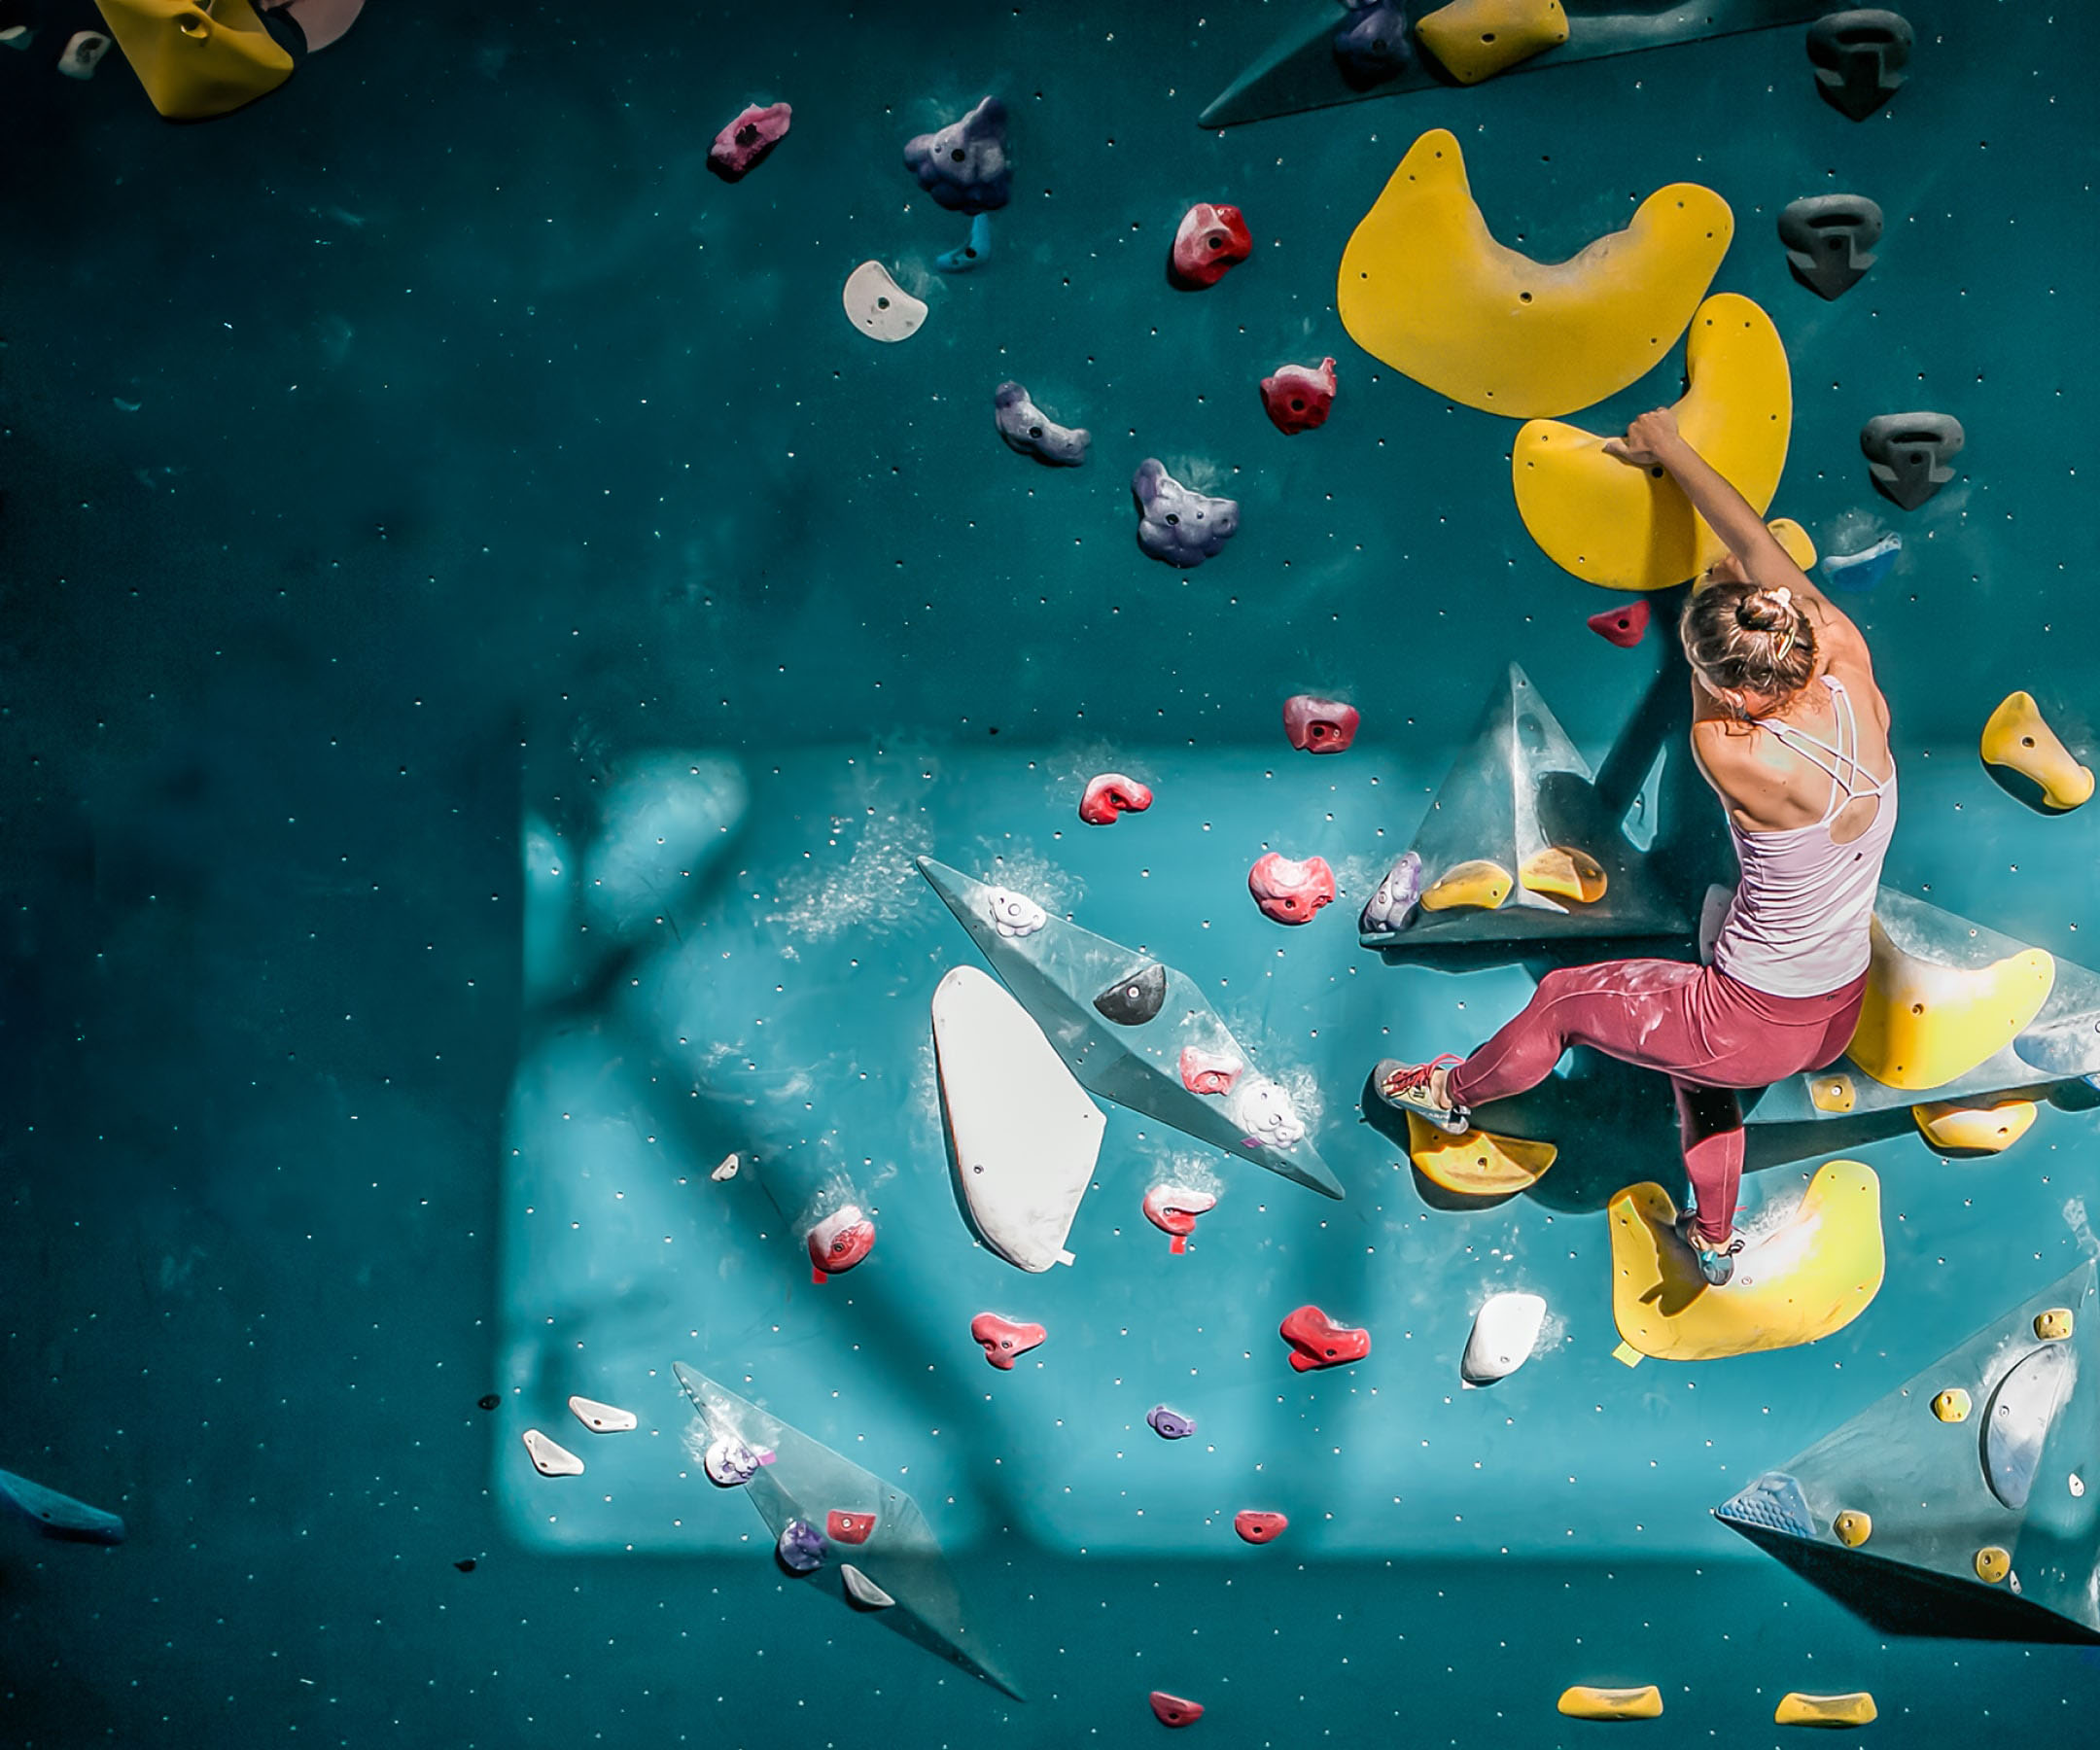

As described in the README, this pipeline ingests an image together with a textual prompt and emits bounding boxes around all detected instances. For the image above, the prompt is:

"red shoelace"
[1382,1052,1465,1101]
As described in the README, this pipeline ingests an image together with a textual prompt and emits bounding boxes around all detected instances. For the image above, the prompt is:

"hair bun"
[1734,589,1795,634]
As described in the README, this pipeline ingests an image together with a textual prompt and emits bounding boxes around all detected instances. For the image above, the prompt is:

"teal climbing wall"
[5,1,2100,1743]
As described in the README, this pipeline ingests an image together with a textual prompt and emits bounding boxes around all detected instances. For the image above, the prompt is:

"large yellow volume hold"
[1846,918,2055,1091]
[1980,690,2093,811]
[1775,1692,1877,1729]
[1420,858,1514,912]
[1337,129,1732,419]
[1608,1162,1884,1362]
[93,0,293,120]
[1558,1686,1662,1722]
[1911,1097,2038,1154]
[1512,295,1792,592]
[1415,0,1568,85]
[1406,1112,1557,1195]
[1520,845,1607,904]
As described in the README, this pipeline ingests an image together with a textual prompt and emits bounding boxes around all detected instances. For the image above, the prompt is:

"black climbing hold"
[1332,1,1412,89]
[1092,962,1167,1027]
[476,1394,501,1412]
[454,1558,477,1572]
[1860,412,1964,510]
[1777,194,1883,300]
[1806,10,1912,122]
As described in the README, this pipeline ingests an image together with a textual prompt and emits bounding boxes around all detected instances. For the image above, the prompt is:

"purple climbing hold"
[1333,1,1413,88]
[1147,1405,1197,1440]
[1132,459,1239,568]
[903,96,1011,213]
[776,1516,829,1574]
[995,382,1091,467]
[1359,850,1422,937]
[708,102,792,182]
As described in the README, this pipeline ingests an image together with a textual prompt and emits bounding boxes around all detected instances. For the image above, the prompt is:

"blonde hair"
[1681,581,1816,704]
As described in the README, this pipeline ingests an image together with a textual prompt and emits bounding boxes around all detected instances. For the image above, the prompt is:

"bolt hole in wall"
[4,2,2100,1747]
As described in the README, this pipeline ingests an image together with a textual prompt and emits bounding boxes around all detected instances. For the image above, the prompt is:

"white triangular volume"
[568,1395,638,1434]
[933,964,1107,1272]
[522,1429,585,1477]
[840,1563,896,1610]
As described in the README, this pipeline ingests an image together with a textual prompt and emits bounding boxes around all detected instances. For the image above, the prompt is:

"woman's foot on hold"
[1374,1054,1471,1136]
[1673,1208,1741,1286]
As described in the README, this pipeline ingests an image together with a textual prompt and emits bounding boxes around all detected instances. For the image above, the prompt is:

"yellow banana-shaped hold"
[1415,0,1568,85]
[1513,294,1792,591]
[1405,1112,1557,1195]
[1558,1686,1662,1722]
[1911,1097,2037,1154]
[1980,690,2093,811]
[1519,846,1607,904]
[1420,858,1514,912]
[1774,1692,1877,1729]
[1337,129,1732,419]
[1847,918,2054,1092]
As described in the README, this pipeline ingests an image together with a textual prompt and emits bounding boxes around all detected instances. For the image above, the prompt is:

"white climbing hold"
[521,1429,584,1477]
[1231,1076,1306,1150]
[842,261,927,343]
[1460,1291,1548,1386]
[57,31,111,78]
[703,1433,773,1488]
[840,1563,896,1610]
[984,887,1048,938]
[711,1152,742,1182]
[567,1395,638,1434]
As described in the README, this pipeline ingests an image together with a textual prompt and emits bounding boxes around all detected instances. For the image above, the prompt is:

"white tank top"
[1710,676,1898,998]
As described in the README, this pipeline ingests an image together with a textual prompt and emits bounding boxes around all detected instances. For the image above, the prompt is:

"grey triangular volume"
[1361,663,1692,949]
[1199,0,1831,129]
[673,1364,1025,1699]
[917,858,1345,1200]
[1748,887,2100,1137]
[1714,1261,2100,1644]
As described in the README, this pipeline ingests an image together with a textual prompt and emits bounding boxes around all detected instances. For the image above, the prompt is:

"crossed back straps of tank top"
[1752,676,1894,835]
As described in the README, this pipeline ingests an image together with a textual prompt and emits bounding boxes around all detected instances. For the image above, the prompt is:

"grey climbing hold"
[1984,1344,2077,1511]
[57,30,111,78]
[1777,194,1882,300]
[903,96,1011,213]
[1860,412,1964,510]
[1147,1406,1197,1440]
[1332,1,1412,88]
[1132,459,1240,568]
[1806,10,1913,122]
[1359,850,1422,937]
[994,382,1090,467]
[1094,962,1168,1028]
[777,1517,829,1574]
[0,1467,126,1545]
[840,1563,896,1610]
[1714,1470,1819,1542]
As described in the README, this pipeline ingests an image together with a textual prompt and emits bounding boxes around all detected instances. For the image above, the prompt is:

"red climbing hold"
[970,1312,1047,1370]
[1247,853,1336,925]
[1278,1305,1370,1372]
[1588,598,1651,648]
[1149,1691,1205,1728]
[807,1206,876,1282]
[1234,1510,1288,1545]
[1170,203,1252,289]
[1080,772,1153,825]
[1178,1045,1242,1097]
[1143,1183,1217,1255]
[1260,358,1338,435]
[708,101,792,181]
[825,1509,877,1544]
[1282,694,1359,753]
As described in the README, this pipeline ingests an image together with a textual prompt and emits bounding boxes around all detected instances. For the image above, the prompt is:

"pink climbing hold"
[1278,1305,1370,1372]
[1143,1183,1217,1255]
[1149,1692,1205,1729]
[970,1312,1047,1370]
[1281,694,1359,753]
[708,101,792,181]
[1234,1509,1288,1545]
[1260,358,1338,435]
[807,1206,876,1282]
[825,1509,877,1545]
[1178,1045,1242,1097]
[1588,598,1651,648]
[1247,853,1336,926]
[1080,773,1153,825]
[1170,203,1252,289]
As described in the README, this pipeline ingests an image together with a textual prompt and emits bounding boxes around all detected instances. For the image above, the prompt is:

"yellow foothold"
[1414,0,1568,85]
[1775,1692,1878,1729]
[2034,1307,2075,1341]
[1845,918,2055,1091]
[1911,1097,2038,1154]
[91,0,294,121]
[1557,1686,1662,1722]
[1421,858,1514,913]
[1405,1111,1557,1195]
[1834,1510,1872,1549]
[1608,1163,1884,1363]
[1980,690,2093,811]
[1519,845,1608,905]
[1931,1387,1973,1423]
[1611,1341,1644,1369]
[1337,129,1732,420]
[1975,1545,2011,1585]
[1809,1074,1856,1115]
[1768,517,1819,572]
[1513,295,1792,593]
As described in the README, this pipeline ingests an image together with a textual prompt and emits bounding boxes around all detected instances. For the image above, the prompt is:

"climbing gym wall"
[5,1,2100,1744]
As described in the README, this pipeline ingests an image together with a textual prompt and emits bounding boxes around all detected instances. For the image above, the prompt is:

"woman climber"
[1377,406,1898,1286]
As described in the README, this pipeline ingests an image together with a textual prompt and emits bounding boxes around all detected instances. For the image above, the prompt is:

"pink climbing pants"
[1443,960,1869,1245]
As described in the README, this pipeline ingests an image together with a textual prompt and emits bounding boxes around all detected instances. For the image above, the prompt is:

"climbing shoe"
[1373,1054,1472,1136]
[1674,1209,1742,1287]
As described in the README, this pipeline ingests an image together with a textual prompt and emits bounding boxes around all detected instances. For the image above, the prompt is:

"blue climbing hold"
[1822,532,1901,593]
[1147,1405,1197,1440]
[937,214,994,274]
[776,1516,829,1574]
[1132,459,1240,568]
[904,97,1011,213]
